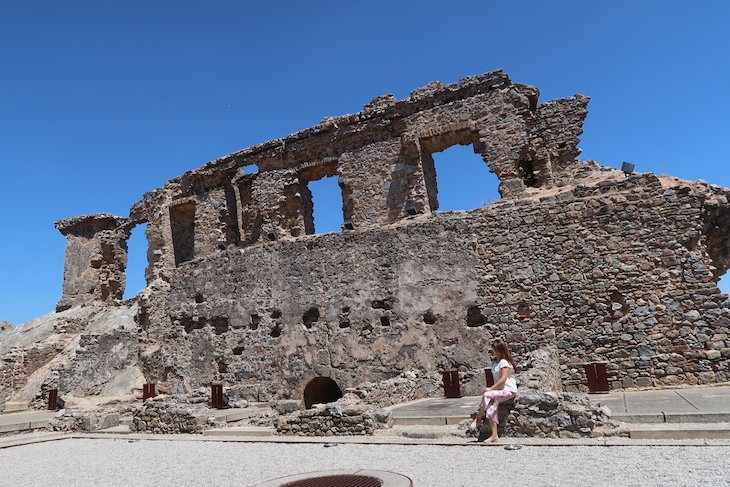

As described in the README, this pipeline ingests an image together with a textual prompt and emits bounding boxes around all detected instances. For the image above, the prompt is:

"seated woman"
[475,338,517,442]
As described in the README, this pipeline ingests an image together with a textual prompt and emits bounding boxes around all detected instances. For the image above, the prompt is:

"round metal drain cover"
[282,474,382,487]
[255,469,412,487]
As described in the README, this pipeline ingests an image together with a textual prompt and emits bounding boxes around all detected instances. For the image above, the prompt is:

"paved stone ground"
[386,385,730,422]
[0,438,727,486]
[592,386,730,414]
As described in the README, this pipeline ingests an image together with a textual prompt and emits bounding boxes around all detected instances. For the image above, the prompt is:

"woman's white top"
[491,359,518,393]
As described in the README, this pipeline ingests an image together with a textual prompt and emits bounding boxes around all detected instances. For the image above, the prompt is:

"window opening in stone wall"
[241,164,259,175]
[306,175,344,234]
[303,377,343,409]
[123,223,148,300]
[169,202,196,265]
[718,272,730,306]
[430,144,501,211]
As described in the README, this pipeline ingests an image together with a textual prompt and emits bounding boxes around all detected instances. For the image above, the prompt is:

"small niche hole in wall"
[466,305,487,327]
[270,324,282,338]
[250,314,261,330]
[423,310,437,325]
[302,307,320,329]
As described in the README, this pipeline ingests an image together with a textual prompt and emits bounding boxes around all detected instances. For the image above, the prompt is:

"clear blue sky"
[1,1,729,324]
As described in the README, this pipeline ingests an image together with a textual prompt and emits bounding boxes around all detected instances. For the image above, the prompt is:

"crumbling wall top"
[55,213,130,236]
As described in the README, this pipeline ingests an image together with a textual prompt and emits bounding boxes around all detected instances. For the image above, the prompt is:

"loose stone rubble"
[1,71,730,439]
[277,396,392,436]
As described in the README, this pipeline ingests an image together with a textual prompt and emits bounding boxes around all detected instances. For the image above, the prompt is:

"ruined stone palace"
[2,70,729,411]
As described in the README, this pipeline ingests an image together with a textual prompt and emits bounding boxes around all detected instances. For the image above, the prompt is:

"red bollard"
[211,383,223,409]
[47,389,58,410]
[442,370,461,398]
[143,383,156,401]
[485,368,495,388]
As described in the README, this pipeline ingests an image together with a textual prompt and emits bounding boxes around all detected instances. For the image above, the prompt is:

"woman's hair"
[491,339,517,369]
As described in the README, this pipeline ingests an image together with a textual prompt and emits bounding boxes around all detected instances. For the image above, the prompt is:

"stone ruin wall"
[10,70,730,407]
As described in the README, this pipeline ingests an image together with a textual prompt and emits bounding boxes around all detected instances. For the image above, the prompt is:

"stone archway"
[303,376,343,409]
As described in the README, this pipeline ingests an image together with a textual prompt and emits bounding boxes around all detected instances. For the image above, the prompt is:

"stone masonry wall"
[47,71,730,406]
[136,170,730,400]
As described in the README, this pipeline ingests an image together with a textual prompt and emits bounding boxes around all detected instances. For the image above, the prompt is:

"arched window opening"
[303,376,343,409]
[427,144,501,212]
[123,223,148,300]
[241,164,259,175]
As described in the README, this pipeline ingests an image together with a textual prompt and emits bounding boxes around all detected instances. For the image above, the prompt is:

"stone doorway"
[303,377,343,409]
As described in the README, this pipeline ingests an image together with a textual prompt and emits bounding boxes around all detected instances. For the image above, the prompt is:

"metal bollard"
[585,362,610,393]
[211,383,223,409]
[484,368,495,388]
[143,383,156,401]
[47,388,58,410]
[442,370,461,398]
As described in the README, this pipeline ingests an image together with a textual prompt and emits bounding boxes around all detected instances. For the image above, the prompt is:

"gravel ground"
[0,438,727,487]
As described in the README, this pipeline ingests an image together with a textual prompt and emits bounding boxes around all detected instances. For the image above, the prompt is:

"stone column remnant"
[55,213,130,311]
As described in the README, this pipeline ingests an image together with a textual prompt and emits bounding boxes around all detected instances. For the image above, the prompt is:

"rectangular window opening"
[306,175,344,235]
[428,144,501,212]
[169,202,196,265]
[123,223,148,299]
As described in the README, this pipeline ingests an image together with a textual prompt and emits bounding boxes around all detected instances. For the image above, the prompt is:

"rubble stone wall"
[43,71,730,406]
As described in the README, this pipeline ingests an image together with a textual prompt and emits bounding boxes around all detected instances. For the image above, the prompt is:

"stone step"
[391,416,468,426]
[2,401,30,413]
[614,412,730,424]
[97,425,131,434]
[213,407,276,424]
[628,422,730,440]
[201,425,276,437]
[0,411,56,435]
[375,424,465,439]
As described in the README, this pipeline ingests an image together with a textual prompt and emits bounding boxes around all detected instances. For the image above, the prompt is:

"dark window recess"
[217,360,228,373]
[302,307,320,328]
[516,302,531,318]
[380,316,391,327]
[271,309,282,319]
[341,306,351,313]
[519,158,540,188]
[466,306,487,327]
[371,298,394,310]
[169,202,196,265]
[194,293,204,304]
[181,317,206,334]
[303,377,343,409]
[211,317,229,335]
[232,345,245,356]
[250,314,261,330]
[423,310,438,325]
[270,324,282,338]
[339,320,351,329]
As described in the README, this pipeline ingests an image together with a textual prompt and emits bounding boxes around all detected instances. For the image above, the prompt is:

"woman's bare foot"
[485,435,498,443]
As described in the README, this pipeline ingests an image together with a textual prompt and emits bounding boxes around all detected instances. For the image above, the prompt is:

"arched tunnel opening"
[303,376,343,409]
